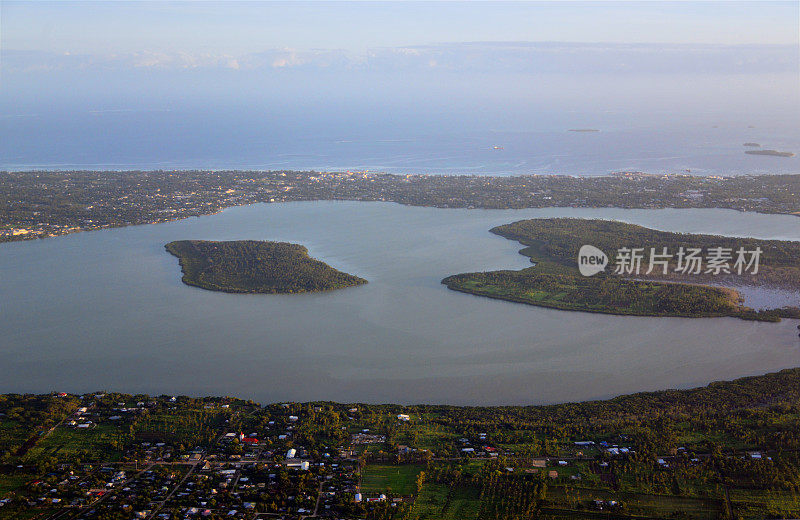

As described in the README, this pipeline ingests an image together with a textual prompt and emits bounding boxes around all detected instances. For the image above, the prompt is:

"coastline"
[2,170,800,245]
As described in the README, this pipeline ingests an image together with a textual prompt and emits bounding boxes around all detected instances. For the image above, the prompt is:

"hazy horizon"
[2,2,798,174]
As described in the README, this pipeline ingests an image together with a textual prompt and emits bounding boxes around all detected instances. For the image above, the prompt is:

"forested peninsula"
[165,240,367,294]
[442,219,800,321]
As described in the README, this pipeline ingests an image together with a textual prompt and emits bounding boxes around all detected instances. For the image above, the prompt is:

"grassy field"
[22,424,125,463]
[409,474,719,520]
[0,508,59,520]
[404,422,460,452]
[361,464,424,495]
[730,488,800,518]
[409,483,481,520]
[0,473,34,497]
[546,486,723,519]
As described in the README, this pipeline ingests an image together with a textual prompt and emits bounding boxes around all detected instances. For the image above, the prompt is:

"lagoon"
[1,201,799,405]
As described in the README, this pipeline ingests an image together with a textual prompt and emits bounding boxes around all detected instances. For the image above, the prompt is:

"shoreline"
[5,364,800,408]
[3,199,800,246]
[2,170,800,244]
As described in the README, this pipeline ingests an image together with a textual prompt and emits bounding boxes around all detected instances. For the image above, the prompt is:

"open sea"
[2,107,799,176]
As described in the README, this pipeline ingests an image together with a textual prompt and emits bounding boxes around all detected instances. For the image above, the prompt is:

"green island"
[442,219,800,321]
[165,239,367,294]
[7,368,800,518]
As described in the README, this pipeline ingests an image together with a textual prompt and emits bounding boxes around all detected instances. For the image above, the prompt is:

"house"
[397,414,410,421]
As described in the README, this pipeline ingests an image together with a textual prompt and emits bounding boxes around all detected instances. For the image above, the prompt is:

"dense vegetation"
[445,269,745,318]
[165,239,367,294]
[443,219,800,321]
[493,218,800,289]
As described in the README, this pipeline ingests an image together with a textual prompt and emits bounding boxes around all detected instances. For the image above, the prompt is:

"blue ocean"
[2,70,798,176]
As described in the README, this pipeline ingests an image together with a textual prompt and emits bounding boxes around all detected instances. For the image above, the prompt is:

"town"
[1,170,798,242]
[3,367,800,519]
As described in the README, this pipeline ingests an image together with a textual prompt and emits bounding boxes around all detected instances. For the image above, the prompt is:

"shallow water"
[723,285,800,310]
[1,202,799,405]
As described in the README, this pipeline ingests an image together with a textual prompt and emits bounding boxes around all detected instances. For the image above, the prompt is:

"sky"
[1,1,797,76]
[2,1,798,57]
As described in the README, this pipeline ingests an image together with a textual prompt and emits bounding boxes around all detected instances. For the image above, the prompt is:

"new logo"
[578,245,608,276]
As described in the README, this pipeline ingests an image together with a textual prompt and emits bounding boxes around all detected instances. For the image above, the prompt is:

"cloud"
[364,42,800,74]
[3,42,798,75]
[268,50,306,69]
[127,51,242,69]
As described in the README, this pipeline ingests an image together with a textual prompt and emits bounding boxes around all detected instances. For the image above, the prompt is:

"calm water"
[2,202,799,405]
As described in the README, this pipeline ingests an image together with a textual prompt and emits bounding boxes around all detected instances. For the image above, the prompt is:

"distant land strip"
[745,149,796,158]
[1,170,799,243]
